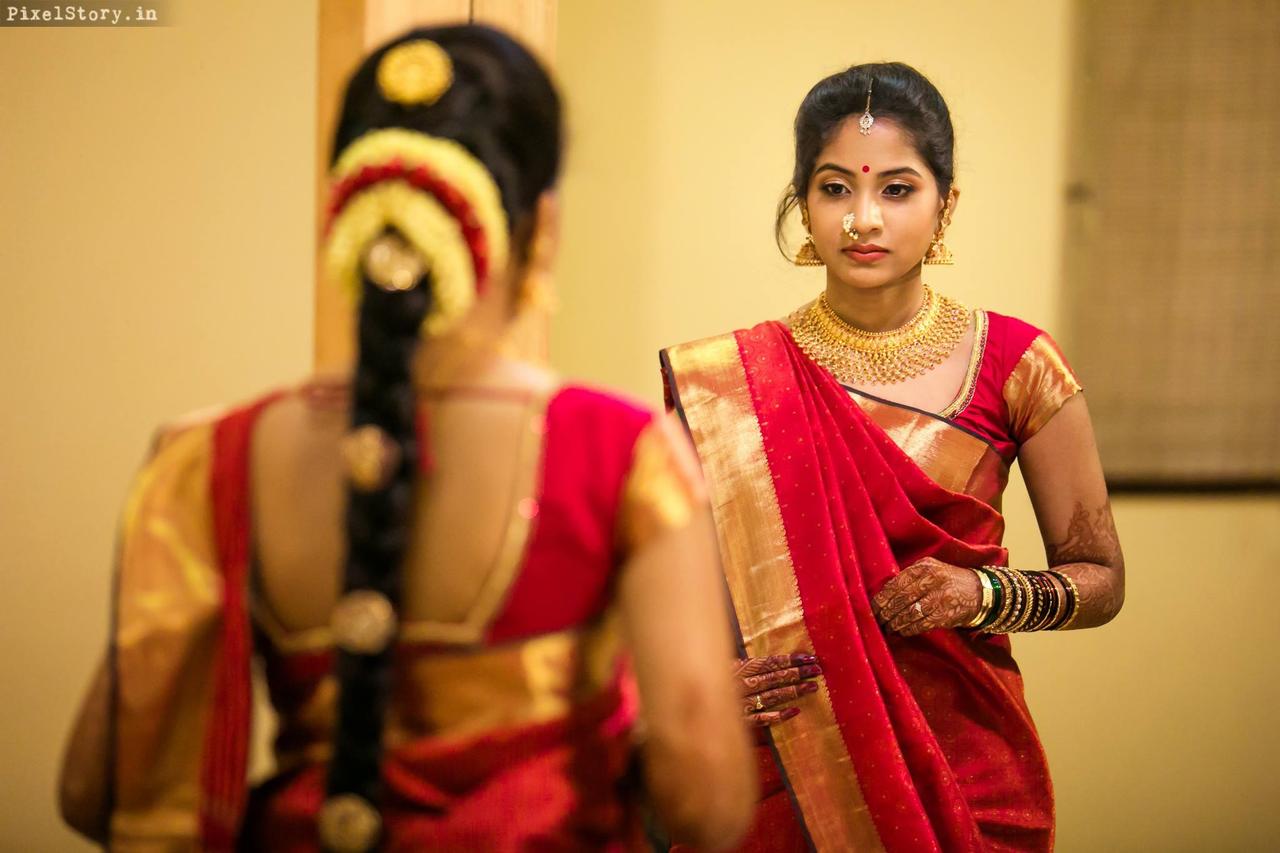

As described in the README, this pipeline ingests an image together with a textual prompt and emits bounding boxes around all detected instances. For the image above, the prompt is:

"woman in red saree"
[58,26,755,852]
[662,63,1125,852]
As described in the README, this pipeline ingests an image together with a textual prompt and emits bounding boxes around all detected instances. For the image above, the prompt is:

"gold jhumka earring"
[793,209,824,266]
[924,197,955,265]
[794,236,823,266]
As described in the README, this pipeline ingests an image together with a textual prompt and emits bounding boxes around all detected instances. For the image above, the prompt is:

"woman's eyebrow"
[814,162,923,179]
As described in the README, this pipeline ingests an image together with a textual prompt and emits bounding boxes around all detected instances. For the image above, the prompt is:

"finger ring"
[754,695,765,712]
[912,602,924,616]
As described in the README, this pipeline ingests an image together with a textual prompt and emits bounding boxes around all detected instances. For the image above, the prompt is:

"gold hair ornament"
[331,589,399,655]
[377,40,453,107]
[859,79,875,135]
[340,424,402,492]
[318,793,381,853]
[363,232,425,293]
[326,129,509,336]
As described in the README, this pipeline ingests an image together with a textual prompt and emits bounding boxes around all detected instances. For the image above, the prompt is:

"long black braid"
[322,24,561,849]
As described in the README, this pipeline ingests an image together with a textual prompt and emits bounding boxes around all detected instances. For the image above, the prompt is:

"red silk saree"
[89,384,699,851]
[661,319,1061,852]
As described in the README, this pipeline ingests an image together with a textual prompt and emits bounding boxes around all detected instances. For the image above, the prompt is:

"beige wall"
[0,2,316,848]
[555,1,1280,850]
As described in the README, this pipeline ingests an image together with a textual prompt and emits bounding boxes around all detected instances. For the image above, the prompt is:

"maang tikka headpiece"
[859,78,875,135]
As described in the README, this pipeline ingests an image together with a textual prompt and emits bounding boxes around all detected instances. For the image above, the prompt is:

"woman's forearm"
[1044,498,1125,629]
[1047,560,1125,629]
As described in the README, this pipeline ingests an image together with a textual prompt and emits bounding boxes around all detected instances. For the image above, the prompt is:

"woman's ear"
[529,190,560,273]
[942,186,960,222]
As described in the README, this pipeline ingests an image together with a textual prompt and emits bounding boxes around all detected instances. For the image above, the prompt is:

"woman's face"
[803,116,952,290]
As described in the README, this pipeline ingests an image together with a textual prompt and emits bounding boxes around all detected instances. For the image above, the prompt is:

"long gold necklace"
[788,285,970,385]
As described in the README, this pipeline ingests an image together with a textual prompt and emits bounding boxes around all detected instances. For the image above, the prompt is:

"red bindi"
[862,165,871,173]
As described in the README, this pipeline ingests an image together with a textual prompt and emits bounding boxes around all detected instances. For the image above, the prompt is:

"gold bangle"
[966,569,994,628]
[995,569,1029,634]
[1052,570,1083,630]
[1024,568,1044,627]
[1029,571,1056,631]
[1008,572,1038,633]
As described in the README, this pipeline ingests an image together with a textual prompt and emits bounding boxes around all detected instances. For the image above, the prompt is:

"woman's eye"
[883,184,913,198]
[822,183,849,197]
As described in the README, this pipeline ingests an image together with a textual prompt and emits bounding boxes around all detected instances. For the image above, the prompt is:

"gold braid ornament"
[377,40,453,106]
[788,285,970,385]
[325,129,510,337]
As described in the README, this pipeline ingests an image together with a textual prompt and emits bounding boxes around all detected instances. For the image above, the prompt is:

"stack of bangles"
[964,567,1081,633]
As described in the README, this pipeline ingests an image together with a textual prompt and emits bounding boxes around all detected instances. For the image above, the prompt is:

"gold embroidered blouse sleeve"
[59,413,225,846]
[616,412,709,555]
[1003,333,1083,445]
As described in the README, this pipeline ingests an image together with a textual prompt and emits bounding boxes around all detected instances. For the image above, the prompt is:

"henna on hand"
[749,707,801,728]
[872,557,983,636]
[734,652,821,727]
[744,663,821,694]
[741,682,819,716]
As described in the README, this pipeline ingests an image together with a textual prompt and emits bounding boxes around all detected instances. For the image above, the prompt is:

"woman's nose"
[855,197,885,232]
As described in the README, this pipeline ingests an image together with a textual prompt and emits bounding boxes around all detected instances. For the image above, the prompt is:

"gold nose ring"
[842,212,860,242]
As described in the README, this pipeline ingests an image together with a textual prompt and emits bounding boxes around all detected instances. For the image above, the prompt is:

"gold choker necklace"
[789,286,970,385]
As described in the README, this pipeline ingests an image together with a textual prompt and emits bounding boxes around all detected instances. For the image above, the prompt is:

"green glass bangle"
[978,568,1004,630]
[987,567,1017,632]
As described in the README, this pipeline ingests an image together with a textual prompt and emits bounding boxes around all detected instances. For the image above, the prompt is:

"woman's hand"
[734,652,821,727]
[871,557,982,637]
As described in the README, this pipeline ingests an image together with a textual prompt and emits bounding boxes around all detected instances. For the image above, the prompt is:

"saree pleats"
[662,322,1053,852]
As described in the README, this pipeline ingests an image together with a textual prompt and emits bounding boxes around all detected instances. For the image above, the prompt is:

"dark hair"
[325,24,562,835]
[774,61,954,258]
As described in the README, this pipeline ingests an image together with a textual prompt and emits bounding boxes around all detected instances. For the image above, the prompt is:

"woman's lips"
[843,244,890,263]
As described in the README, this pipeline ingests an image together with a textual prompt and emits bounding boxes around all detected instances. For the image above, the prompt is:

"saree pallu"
[661,322,1053,853]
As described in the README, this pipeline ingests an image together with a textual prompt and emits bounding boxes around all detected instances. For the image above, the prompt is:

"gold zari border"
[665,335,884,853]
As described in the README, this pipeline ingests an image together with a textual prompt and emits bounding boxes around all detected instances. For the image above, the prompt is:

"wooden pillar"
[315,0,557,370]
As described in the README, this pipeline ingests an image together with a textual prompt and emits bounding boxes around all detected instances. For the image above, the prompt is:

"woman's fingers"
[742,681,819,716]
[741,663,822,695]
[748,707,801,728]
[874,561,947,624]
[887,597,933,635]
[873,575,925,623]
[895,613,936,636]
[735,652,815,679]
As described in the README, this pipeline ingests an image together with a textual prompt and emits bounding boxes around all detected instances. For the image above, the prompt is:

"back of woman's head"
[332,24,561,242]
[318,26,561,852]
